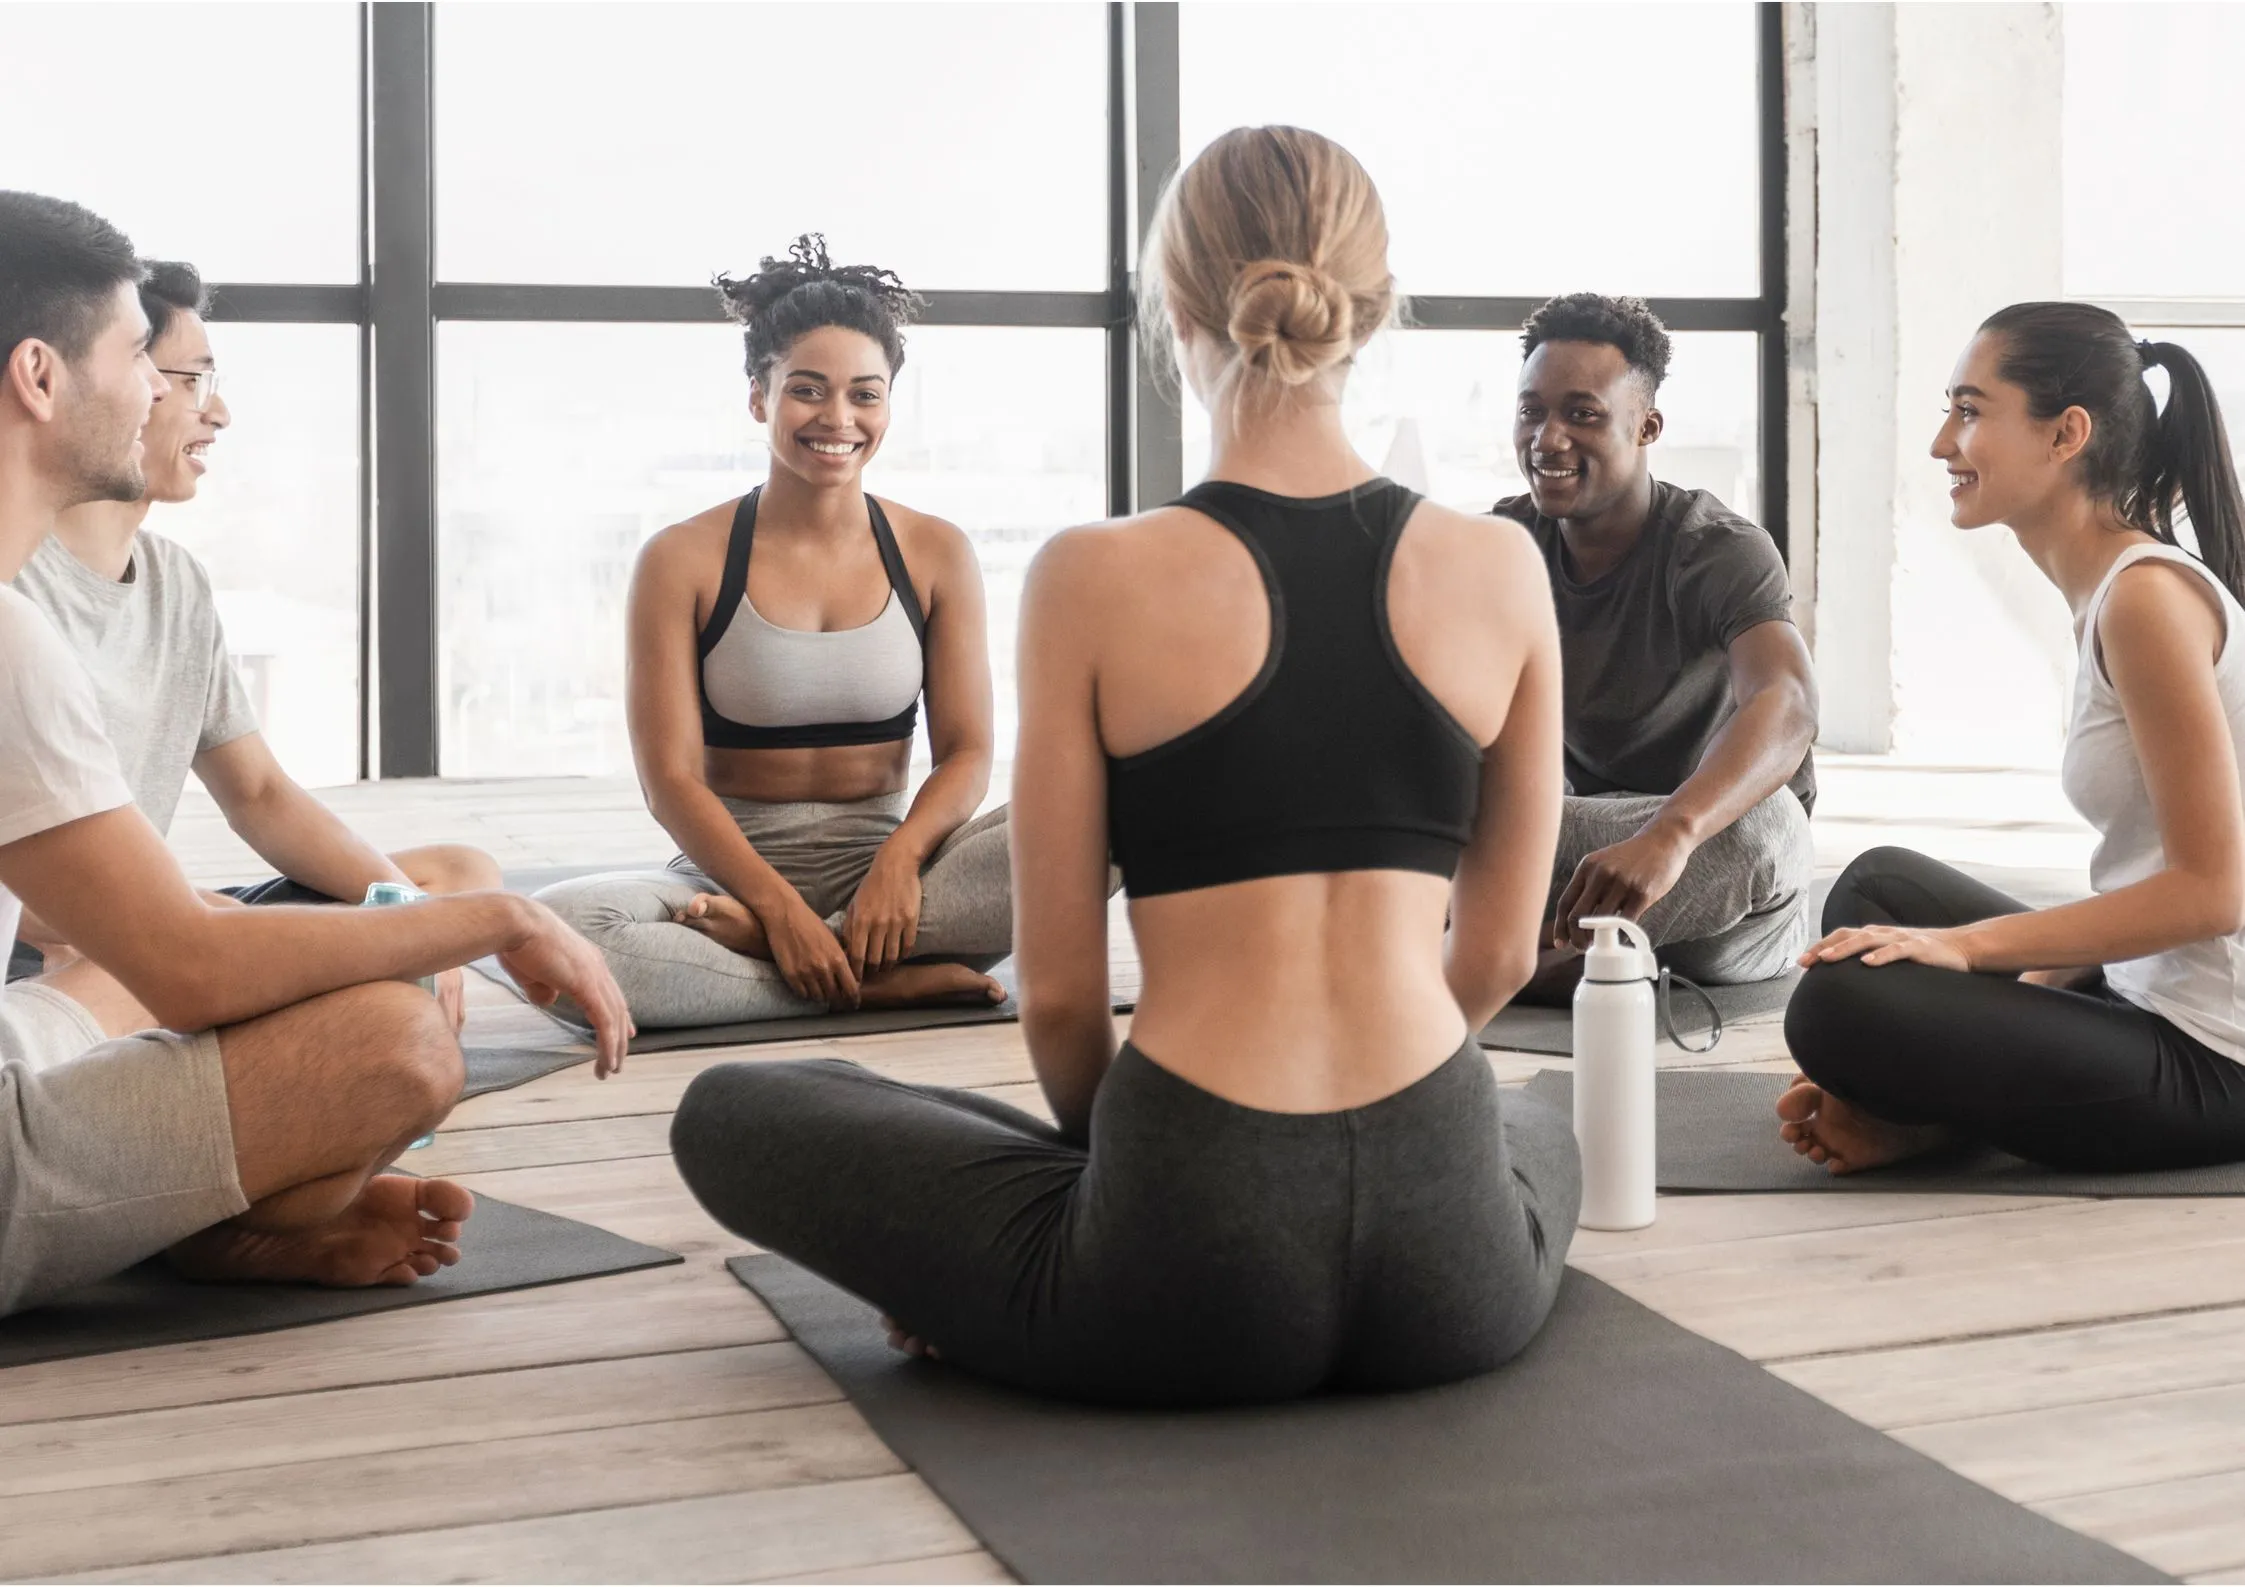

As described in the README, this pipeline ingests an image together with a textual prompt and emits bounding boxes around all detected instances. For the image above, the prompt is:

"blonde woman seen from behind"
[671,128,1578,1406]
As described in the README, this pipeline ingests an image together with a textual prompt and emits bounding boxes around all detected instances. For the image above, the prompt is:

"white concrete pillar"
[1809,2,2075,766]
[1810,1,1900,752]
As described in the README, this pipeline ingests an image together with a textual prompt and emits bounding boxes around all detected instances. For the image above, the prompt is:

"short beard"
[57,410,148,507]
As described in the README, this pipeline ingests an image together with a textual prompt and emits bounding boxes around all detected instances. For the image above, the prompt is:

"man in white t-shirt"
[9,259,498,1029]
[0,192,633,1317]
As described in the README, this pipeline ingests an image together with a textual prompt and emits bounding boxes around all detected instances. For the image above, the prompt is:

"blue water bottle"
[362,881,439,1149]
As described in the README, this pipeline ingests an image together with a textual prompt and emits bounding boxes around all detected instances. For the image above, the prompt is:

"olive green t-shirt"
[1492,480,1814,813]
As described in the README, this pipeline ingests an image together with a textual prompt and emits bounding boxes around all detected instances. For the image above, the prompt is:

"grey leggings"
[537,793,1011,1027]
[670,1041,1581,1406]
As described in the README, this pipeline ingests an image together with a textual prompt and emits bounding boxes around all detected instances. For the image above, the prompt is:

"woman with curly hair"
[539,236,1011,1023]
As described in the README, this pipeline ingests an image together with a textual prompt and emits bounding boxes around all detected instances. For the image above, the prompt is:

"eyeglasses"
[155,368,221,413]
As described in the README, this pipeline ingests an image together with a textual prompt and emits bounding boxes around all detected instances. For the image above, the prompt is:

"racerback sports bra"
[1105,478,1483,898]
[698,487,928,751]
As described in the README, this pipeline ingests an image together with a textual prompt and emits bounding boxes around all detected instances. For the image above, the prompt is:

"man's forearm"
[1647,686,1813,847]
[227,781,410,902]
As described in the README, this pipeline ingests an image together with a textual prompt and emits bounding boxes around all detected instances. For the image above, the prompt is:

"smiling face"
[140,310,229,504]
[750,324,893,487]
[1512,339,1662,521]
[1930,331,2087,530]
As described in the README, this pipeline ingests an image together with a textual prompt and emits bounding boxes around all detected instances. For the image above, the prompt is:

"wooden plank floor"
[18,765,2245,1582]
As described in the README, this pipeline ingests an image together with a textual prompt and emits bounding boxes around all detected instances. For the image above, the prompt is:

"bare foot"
[675,893,769,957]
[1775,1078,1949,1174]
[167,1175,475,1288]
[858,962,1007,1011]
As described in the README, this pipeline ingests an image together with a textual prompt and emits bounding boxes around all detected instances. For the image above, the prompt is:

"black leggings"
[1786,846,2245,1171]
[671,1041,1580,1407]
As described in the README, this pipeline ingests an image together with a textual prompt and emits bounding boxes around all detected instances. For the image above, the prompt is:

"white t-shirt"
[0,584,135,955]
[11,531,258,836]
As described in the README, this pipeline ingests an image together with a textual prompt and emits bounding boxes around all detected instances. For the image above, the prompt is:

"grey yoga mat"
[0,1193,678,1369]
[472,954,1136,1054]
[1523,1066,2245,1196]
[730,1254,2162,1584]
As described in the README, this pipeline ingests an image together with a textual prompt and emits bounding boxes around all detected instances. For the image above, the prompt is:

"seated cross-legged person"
[0,191,631,1316]
[668,128,1580,1405]
[539,237,1013,1027]
[1783,306,2245,1176]
[8,260,497,1029]
[1494,294,1818,995]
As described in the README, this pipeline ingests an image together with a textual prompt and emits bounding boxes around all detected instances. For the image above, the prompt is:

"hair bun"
[1226,260,1354,387]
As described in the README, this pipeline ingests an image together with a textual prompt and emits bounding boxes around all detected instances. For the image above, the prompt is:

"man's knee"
[401,844,503,896]
[349,981,465,1130]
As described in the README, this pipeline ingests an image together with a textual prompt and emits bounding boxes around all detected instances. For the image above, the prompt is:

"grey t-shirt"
[11,531,259,836]
[1493,480,1815,813]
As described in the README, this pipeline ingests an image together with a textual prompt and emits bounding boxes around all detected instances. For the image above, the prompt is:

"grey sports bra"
[698,487,927,750]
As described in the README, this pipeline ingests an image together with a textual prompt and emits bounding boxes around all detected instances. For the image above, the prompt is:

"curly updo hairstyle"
[1142,126,1395,400]
[713,234,922,387]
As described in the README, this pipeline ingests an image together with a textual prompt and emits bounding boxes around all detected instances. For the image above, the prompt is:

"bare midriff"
[1121,869,1472,1114]
[700,740,913,806]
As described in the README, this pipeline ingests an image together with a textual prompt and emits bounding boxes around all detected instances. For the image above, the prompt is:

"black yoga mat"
[0,1193,678,1369]
[473,954,1137,1055]
[1524,1066,2245,1196]
[731,1254,2161,1584]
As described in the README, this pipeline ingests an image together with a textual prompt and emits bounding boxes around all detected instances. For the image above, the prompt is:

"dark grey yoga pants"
[671,1039,1581,1406]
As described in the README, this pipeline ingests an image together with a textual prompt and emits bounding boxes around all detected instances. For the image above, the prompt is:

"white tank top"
[2059,542,2245,1061]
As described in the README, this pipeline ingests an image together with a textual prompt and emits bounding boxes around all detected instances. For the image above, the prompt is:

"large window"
[2,2,1784,780]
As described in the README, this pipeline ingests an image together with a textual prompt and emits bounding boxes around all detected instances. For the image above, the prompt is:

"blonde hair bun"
[1227,261,1354,387]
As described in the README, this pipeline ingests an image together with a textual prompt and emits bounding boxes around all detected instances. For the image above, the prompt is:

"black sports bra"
[1105,478,1482,898]
[697,487,929,751]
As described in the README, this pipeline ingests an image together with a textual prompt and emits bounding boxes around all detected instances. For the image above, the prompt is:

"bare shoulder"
[1395,500,1546,606]
[872,496,978,576]
[637,498,735,581]
[2102,553,2228,653]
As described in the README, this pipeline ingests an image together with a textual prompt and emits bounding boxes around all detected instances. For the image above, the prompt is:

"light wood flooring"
[11,761,2241,1582]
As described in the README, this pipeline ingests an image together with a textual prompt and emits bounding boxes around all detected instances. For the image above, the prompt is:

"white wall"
[1808,2,2080,767]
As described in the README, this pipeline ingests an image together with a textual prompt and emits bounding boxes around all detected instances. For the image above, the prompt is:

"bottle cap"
[1580,914,1656,983]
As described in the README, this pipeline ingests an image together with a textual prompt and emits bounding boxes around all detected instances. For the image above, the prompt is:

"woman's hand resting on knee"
[1800,923,1973,973]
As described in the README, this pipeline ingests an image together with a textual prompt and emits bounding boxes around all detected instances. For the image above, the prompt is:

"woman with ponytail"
[1782,303,2245,1175]
[670,128,1579,1404]
[539,236,1014,1025]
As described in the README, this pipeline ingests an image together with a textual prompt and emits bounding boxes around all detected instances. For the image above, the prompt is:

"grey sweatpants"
[671,1038,1580,1406]
[537,792,1011,1028]
[1554,787,1813,985]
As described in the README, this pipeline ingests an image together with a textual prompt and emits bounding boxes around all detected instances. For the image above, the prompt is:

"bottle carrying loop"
[1658,969,1723,1054]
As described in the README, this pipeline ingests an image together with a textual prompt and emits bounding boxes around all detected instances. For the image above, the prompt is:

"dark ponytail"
[1981,301,2245,603]
[712,233,921,387]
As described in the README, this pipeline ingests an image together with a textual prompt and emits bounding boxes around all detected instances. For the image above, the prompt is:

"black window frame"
[202,0,1788,779]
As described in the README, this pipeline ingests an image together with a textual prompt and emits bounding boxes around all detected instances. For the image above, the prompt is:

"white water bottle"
[1572,915,1657,1230]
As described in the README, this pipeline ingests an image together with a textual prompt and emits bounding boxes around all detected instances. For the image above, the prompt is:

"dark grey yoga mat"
[472,953,1136,1054]
[1478,971,1795,1057]
[460,1038,596,1097]
[1523,1066,2245,1196]
[0,1193,678,1368]
[730,1254,2162,1584]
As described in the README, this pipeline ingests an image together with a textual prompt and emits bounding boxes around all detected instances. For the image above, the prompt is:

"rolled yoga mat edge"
[0,1193,680,1368]
[1523,1066,2245,1196]
[729,1253,2165,1584]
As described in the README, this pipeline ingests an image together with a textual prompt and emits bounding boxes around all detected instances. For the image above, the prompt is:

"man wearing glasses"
[10,261,498,1031]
